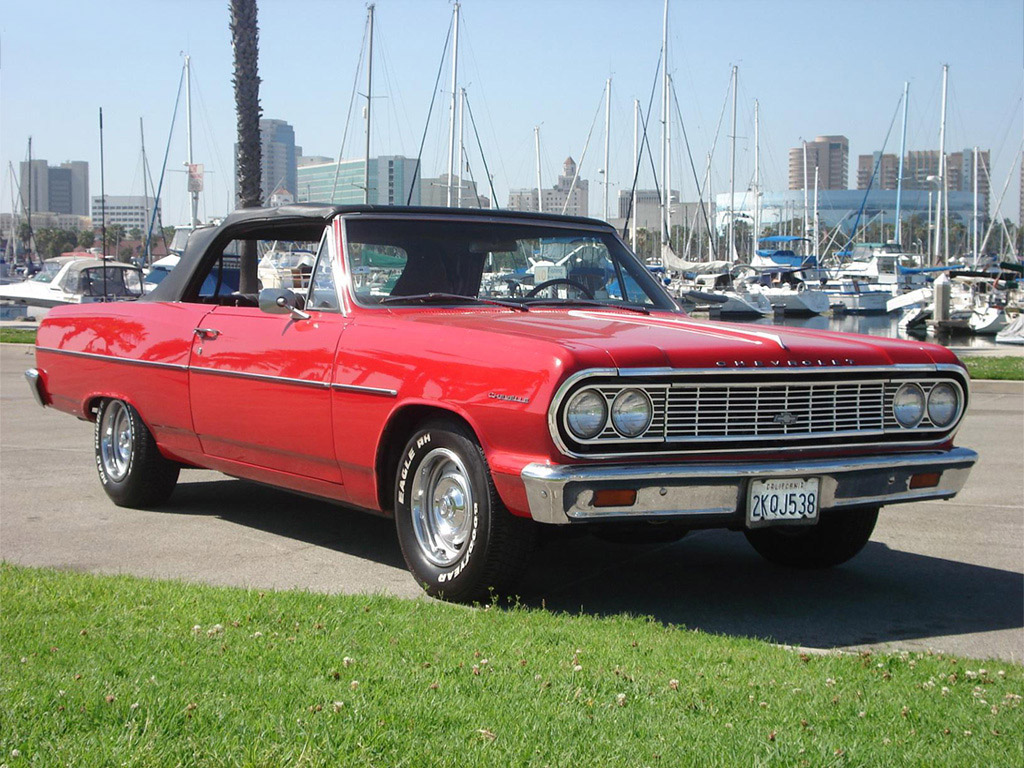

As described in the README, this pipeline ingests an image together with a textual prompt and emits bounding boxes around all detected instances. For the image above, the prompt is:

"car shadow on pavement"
[160,477,1021,652]
[163,476,408,570]
[516,529,1024,651]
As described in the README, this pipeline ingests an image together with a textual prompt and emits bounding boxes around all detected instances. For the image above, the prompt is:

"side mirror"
[259,288,310,320]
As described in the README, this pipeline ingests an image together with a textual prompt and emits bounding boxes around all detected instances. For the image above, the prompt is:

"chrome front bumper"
[520,447,978,524]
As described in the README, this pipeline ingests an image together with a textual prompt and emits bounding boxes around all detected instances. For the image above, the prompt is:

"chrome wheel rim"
[99,401,133,482]
[410,448,474,567]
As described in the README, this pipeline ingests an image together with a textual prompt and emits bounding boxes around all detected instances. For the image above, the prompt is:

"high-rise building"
[788,136,849,190]
[18,159,89,216]
[91,195,161,234]
[296,155,421,206]
[508,157,589,217]
[857,153,899,190]
[260,119,298,203]
[419,174,490,208]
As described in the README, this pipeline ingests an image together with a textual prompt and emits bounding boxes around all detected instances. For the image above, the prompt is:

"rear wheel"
[394,419,535,603]
[94,399,179,508]
[744,507,879,568]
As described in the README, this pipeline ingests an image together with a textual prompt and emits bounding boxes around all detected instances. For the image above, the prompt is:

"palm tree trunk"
[230,0,262,295]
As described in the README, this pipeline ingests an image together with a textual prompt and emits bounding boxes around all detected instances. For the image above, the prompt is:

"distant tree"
[104,224,126,249]
[128,227,142,241]
[119,246,135,261]
[34,228,54,259]
[162,226,176,244]
[17,222,32,250]
[78,229,95,249]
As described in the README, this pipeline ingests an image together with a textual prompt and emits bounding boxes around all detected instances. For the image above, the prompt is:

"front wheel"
[743,507,879,569]
[394,420,535,602]
[94,399,179,508]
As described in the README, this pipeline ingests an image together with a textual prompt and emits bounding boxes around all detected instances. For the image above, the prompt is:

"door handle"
[194,328,221,340]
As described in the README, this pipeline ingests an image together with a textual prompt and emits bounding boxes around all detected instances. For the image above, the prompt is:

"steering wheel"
[526,278,595,300]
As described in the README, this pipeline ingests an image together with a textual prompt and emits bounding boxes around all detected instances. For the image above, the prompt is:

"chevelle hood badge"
[716,358,856,367]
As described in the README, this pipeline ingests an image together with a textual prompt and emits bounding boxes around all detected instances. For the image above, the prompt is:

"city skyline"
[1,0,1021,229]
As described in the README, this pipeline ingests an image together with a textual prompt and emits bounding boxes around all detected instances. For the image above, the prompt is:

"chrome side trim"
[548,365,970,459]
[520,447,978,524]
[188,366,328,389]
[24,368,46,407]
[35,346,188,372]
[330,382,398,397]
[188,365,397,397]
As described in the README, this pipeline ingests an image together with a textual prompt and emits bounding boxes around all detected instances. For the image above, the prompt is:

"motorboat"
[0,256,144,308]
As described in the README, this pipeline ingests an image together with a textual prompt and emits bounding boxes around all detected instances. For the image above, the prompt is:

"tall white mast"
[666,74,673,251]
[631,98,639,251]
[727,65,737,262]
[534,126,543,214]
[364,4,374,205]
[184,55,199,228]
[934,63,948,264]
[705,152,713,259]
[752,99,759,261]
[660,0,669,256]
[446,2,460,207]
[603,77,611,221]
[802,140,809,253]
[140,117,151,265]
[972,146,979,266]
[457,87,465,208]
[895,81,909,245]
[813,166,820,259]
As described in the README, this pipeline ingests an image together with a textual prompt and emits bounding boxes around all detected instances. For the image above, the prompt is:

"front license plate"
[747,477,820,528]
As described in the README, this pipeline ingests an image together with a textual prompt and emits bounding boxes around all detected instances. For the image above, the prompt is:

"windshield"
[31,261,64,283]
[344,217,674,310]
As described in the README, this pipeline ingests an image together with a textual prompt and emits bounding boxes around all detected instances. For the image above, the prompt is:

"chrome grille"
[555,369,967,454]
[666,380,892,440]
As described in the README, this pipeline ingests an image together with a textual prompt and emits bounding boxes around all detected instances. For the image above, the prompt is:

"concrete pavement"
[1,342,1021,661]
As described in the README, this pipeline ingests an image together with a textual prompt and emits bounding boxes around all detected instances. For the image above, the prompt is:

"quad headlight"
[565,389,608,439]
[893,383,925,428]
[927,382,959,427]
[610,388,653,437]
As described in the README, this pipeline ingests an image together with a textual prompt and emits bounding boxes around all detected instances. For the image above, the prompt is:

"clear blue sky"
[2,0,1022,227]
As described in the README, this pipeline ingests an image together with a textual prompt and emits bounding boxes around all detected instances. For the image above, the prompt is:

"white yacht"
[0,256,144,308]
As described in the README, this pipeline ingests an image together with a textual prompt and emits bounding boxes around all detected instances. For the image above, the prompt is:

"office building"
[615,189,713,238]
[296,155,421,206]
[788,136,849,190]
[507,157,588,217]
[19,159,89,215]
[419,174,490,208]
[91,195,161,234]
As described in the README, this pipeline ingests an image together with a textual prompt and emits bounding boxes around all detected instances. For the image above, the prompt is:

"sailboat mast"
[446,2,460,207]
[934,64,948,265]
[457,87,465,208]
[26,137,33,260]
[752,99,759,261]
[972,146,979,266]
[631,98,638,251]
[814,167,820,259]
[184,55,199,228]
[534,126,543,214]
[895,81,909,245]
[140,118,151,266]
[604,77,611,221]
[660,0,669,255]
[802,140,809,254]
[728,65,737,262]
[364,4,374,205]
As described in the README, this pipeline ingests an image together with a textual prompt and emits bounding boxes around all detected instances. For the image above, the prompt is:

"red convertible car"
[26,205,978,601]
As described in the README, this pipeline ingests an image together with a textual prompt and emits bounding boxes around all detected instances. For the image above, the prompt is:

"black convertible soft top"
[144,204,614,302]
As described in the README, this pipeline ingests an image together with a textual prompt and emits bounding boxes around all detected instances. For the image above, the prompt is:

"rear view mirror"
[259,288,310,320]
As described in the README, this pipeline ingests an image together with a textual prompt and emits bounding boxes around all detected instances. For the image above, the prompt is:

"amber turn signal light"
[592,489,638,508]
[909,472,941,489]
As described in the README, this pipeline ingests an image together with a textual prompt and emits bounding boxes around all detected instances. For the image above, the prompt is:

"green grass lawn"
[960,356,1024,381]
[1,564,1020,767]
[0,328,36,344]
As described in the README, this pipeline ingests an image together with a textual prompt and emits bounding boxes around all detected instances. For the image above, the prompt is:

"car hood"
[394,308,958,370]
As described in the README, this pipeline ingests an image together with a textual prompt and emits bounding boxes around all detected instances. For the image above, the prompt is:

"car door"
[188,228,347,484]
